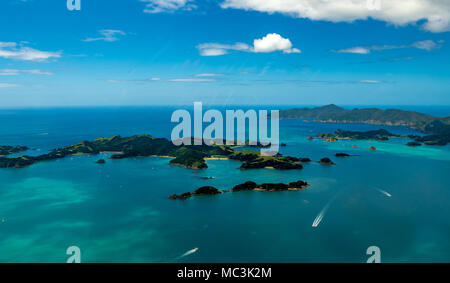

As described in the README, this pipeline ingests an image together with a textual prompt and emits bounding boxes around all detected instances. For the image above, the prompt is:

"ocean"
[0,106,449,262]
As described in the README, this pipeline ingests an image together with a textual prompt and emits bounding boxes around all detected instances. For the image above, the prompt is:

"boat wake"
[177,247,199,259]
[312,196,337,228]
[376,188,392,198]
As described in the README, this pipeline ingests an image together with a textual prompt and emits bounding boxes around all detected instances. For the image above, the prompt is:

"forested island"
[280,105,450,145]
[0,146,28,156]
[0,135,308,170]
[317,129,402,142]
[316,128,449,146]
[169,180,309,200]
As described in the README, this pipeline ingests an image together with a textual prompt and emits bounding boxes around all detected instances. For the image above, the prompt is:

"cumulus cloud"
[139,0,196,13]
[197,33,300,56]
[83,30,126,42]
[335,40,443,54]
[253,33,301,53]
[0,69,53,76]
[220,0,450,33]
[0,42,61,62]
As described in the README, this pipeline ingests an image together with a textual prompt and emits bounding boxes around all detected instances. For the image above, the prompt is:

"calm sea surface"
[0,106,449,262]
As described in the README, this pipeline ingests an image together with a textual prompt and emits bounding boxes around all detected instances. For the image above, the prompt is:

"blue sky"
[0,0,449,107]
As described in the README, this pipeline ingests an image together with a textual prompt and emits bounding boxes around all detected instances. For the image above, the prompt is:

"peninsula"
[280,105,450,145]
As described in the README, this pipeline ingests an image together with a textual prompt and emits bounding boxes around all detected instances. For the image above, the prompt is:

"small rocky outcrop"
[169,192,192,200]
[335,153,350,157]
[96,159,106,164]
[319,158,335,165]
[406,141,422,147]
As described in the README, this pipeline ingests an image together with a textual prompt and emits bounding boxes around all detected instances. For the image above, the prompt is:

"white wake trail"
[376,188,392,198]
[312,197,336,228]
[178,247,199,259]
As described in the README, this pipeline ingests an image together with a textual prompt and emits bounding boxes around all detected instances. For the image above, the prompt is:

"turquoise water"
[0,107,449,262]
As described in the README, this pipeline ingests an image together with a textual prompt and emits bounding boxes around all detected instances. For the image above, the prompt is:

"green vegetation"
[318,129,403,141]
[169,180,309,200]
[279,104,440,130]
[317,127,450,146]
[0,145,28,156]
[0,135,306,170]
[169,147,208,169]
[415,120,450,145]
[229,150,304,170]
[279,105,450,145]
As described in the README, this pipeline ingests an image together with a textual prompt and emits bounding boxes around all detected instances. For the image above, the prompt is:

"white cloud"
[139,0,196,13]
[0,42,16,48]
[220,0,450,33]
[168,78,216,82]
[360,80,381,84]
[197,42,251,56]
[196,73,224,77]
[0,69,53,76]
[253,33,300,53]
[0,83,20,88]
[411,40,441,50]
[0,42,61,62]
[83,30,126,42]
[108,77,215,83]
[108,78,161,83]
[197,33,300,56]
[336,47,371,54]
[336,40,442,54]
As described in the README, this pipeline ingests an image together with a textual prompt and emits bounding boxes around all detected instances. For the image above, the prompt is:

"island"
[319,158,335,165]
[0,145,28,156]
[0,135,308,170]
[278,105,450,145]
[228,150,304,170]
[335,153,350,157]
[169,180,309,200]
[318,129,403,141]
[317,127,450,147]
[406,141,422,147]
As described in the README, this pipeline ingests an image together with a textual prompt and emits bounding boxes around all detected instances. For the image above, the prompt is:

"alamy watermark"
[66,246,81,263]
[171,102,280,156]
[366,246,381,263]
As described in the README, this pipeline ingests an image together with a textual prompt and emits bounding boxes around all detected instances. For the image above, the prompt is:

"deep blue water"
[0,106,449,262]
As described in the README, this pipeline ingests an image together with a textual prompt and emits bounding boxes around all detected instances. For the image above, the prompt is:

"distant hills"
[279,104,450,135]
